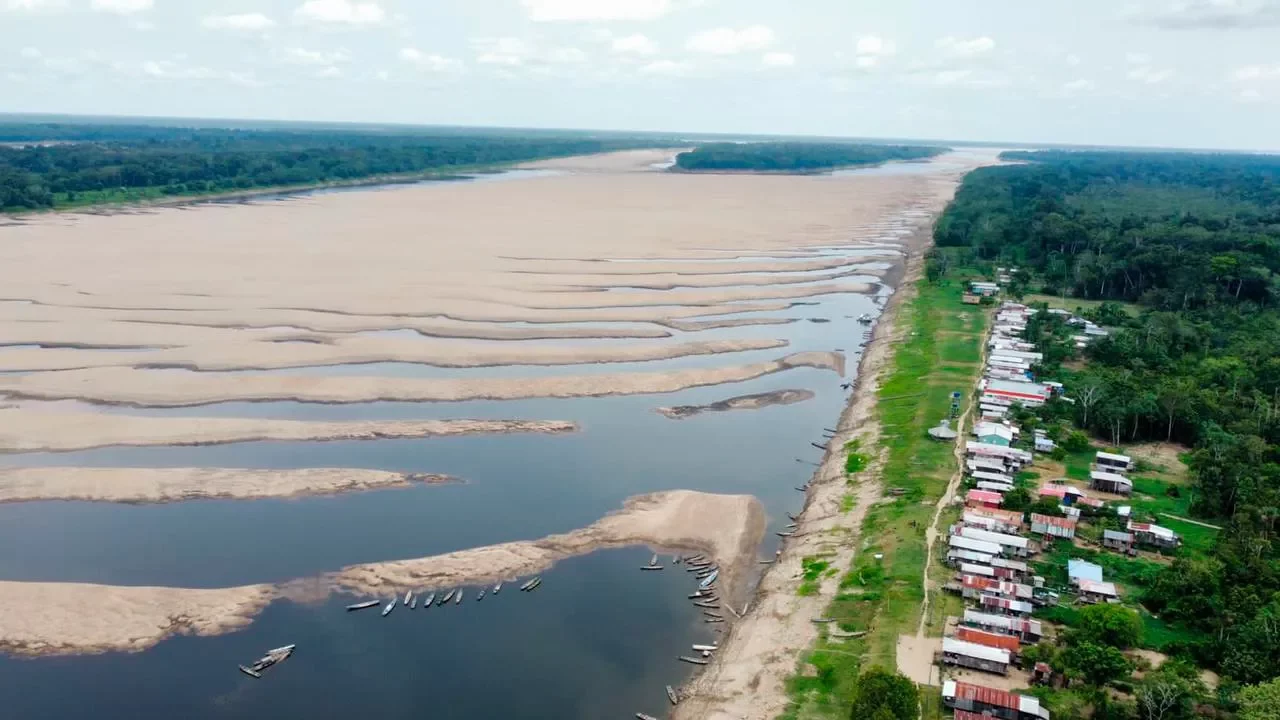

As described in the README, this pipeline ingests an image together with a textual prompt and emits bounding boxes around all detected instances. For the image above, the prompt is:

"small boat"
[858,313,873,324]
[679,656,709,665]
[381,599,396,617]
[703,611,723,618]
[239,644,294,678]
[477,590,485,601]
[692,644,718,652]
[455,590,463,604]
[699,570,719,589]
[666,685,679,705]
[519,578,537,591]
[404,590,413,605]
[526,578,542,591]
[641,564,663,571]
[705,618,724,624]
[409,596,417,610]
[238,665,262,678]
[345,600,379,612]
[650,554,658,566]
[795,486,809,492]
[637,714,660,720]
[423,592,435,607]
[777,532,796,538]
[439,590,455,605]
[493,583,502,594]
[787,512,799,521]
[693,601,719,609]
[687,592,706,599]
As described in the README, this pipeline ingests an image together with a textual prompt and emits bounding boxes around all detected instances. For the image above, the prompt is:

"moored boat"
[345,600,379,612]
[666,685,679,705]
[440,590,455,605]
[493,582,502,594]
[699,570,719,588]
[381,599,396,617]
[455,589,463,604]
[423,592,435,607]
[477,590,485,601]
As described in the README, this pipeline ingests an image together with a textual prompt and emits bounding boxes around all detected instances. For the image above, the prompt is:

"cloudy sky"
[3,0,1279,149]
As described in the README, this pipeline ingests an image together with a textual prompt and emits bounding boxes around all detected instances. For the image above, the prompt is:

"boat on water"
[455,590,463,604]
[858,313,873,324]
[692,644,718,652]
[641,564,663,571]
[423,592,435,607]
[404,591,413,605]
[666,686,679,705]
[493,583,502,594]
[409,596,417,609]
[440,590,455,605]
[238,644,294,678]
[699,570,719,589]
[477,590,485,601]
[637,714,659,720]
[520,577,542,591]
[345,600,379,612]
[381,599,396,617]
[679,656,709,665]
[526,578,542,591]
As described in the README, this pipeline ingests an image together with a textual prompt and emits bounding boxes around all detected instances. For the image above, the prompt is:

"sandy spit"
[656,389,815,419]
[0,490,762,658]
[661,316,796,332]
[0,467,456,504]
[0,351,844,407]
[0,336,787,373]
[0,409,577,453]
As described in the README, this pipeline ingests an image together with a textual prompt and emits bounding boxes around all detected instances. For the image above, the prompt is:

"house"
[965,510,1022,535]
[967,442,1033,467]
[1095,451,1133,472]
[1038,484,1089,506]
[971,469,1015,485]
[942,638,1011,675]
[962,575,1033,601]
[1128,521,1181,550]
[963,609,1043,643]
[1067,559,1103,585]
[942,680,1052,720]
[1078,579,1121,604]
[978,480,1017,494]
[1090,470,1133,496]
[971,281,1001,296]
[974,422,1016,447]
[956,626,1023,653]
[980,594,1035,616]
[989,556,1031,578]
[969,456,1011,474]
[950,534,1004,557]
[1030,513,1077,540]
[968,507,1026,531]
[959,526,1033,557]
[984,379,1052,407]
[948,549,996,567]
[1102,529,1135,553]
[1035,436,1057,452]
[963,293,982,305]
[966,489,1004,509]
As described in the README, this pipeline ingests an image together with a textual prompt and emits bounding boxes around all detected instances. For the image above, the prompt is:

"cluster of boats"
[345,577,543,617]
[238,644,295,679]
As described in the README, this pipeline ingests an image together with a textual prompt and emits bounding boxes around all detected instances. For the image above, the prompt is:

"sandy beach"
[0,490,762,657]
[0,467,456,504]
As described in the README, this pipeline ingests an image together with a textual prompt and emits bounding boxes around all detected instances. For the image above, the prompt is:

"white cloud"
[19,46,42,59]
[856,35,892,56]
[1142,0,1280,30]
[762,51,795,68]
[1066,54,1082,66]
[638,59,687,75]
[1062,78,1095,93]
[547,47,588,64]
[1125,52,1153,65]
[1239,87,1263,101]
[934,69,972,85]
[611,33,658,55]
[91,0,151,14]
[316,66,342,78]
[686,25,775,55]
[1128,65,1174,83]
[521,0,672,22]
[935,36,996,58]
[139,59,262,87]
[1232,64,1280,81]
[4,0,66,12]
[294,0,385,26]
[399,48,463,73]
[202,13,276,32]
[473,37,531,66]
[279,47,351,65]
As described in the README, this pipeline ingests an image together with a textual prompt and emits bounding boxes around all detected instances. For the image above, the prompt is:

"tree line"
[932,149,1280,703]
[673,142,943,173]
[0,123,664,211]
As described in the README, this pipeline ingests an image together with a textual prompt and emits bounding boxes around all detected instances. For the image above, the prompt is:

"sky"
[2,0,1280,150]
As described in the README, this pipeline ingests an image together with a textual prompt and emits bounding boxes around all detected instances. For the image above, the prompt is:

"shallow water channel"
[0,167,939,718]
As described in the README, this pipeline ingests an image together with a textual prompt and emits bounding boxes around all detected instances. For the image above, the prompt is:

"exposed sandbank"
[0,408,577,453]
[0,490,762,657]
[656,389,815,419]
[0,467,455,504]
[0,351,844,407]
[0,336,787,373]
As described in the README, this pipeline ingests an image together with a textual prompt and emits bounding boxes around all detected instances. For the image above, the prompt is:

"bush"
[1077,604,1144,649]
[1062,431,1092,453]
[849,667,919,720]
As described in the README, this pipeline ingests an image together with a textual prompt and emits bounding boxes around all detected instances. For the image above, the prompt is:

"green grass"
[1023,293,1141,317]
[780,273,988,719]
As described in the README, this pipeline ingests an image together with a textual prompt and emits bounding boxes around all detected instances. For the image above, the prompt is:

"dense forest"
[673,142,942,173]
[932,151,1280,702]
[0,122,664,211]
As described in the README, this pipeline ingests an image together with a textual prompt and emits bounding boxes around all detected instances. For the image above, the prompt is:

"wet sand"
[656,389,815,419]
[0,351,844,407]
[0,490,762,657]
[0,467,456,504]
[0,408,576,453]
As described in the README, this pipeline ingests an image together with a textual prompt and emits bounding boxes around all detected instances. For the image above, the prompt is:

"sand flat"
[0,467,456,504]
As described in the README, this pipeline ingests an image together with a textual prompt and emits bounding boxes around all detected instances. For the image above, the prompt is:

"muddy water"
[0,162,950,719]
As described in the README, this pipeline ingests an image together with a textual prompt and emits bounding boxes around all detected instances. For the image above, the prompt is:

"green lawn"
[1023,293,1141,317]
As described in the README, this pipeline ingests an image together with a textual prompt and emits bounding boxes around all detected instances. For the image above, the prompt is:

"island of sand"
[0,467,458,504]
[657,389,815,419]
[0,490,763,657]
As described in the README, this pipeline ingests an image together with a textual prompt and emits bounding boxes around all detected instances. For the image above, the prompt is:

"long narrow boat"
[693,601,719,609]
[678,656,709,665]
[345,600,380,612]
[404,590,413,605]
[422,592,435,607]
[238,665,262,678]
[439,590,455,605]
[381,599,396,617]
[699,570,719,589]
[703,611,723,618]
[641,564,663,571]
[526,578,542,591]
[666,686,679,705]
[455,590,464,604]
[519,578,537,591]
[409,596,417,610]
[692,644,718,652]
[477,590,485,601]
[493,583,502,594]
[637,714,659,720]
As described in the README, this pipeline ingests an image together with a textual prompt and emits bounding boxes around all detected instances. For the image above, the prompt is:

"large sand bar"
[0,490,763,657]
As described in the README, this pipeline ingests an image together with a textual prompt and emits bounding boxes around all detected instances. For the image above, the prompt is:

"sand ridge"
[0,467,457,504]
[0,490,763,657]
[0,351,845,407]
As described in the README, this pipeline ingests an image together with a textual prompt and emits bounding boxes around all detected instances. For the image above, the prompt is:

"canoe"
[679,656,709,665]
[439,590,455,605]
[477,590,485,601]
[345,600,379,611]
[381,599,396,617]
[666,685,679,705]
[238,665,262,679]
[692,644,718,652]
[422,593,435,607]
[494,583,502,594]
[641,565,663,571]
[455,590,463,604]
[699,570,719,589]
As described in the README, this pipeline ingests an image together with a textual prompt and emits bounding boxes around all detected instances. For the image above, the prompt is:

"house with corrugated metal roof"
[1128,520,1181,549]
[1030,513,1077,540]
[963,609,1042,642]
[1102,529,1134,554]
[1090,470,1133,495]
[943,680,1051,720]
[1078,579,1121,604]
[942,638,1011,675]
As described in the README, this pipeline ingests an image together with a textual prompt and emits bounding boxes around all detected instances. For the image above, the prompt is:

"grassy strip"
[778,274,987,720]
